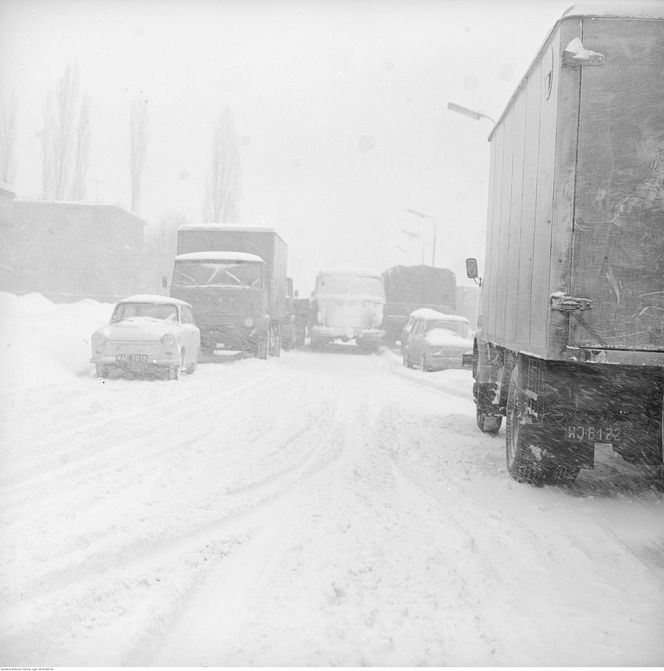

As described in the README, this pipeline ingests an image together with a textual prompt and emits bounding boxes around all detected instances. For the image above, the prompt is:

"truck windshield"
[173,260,263,288]
[316,274,384,298]
[572,18,664,348]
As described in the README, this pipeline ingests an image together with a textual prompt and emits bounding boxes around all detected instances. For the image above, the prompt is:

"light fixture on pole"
[446,102,496,125]
[405,209,437,266]
[400,229,425,265]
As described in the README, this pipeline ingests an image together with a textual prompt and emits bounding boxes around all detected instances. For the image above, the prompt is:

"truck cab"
[309,266,385,351]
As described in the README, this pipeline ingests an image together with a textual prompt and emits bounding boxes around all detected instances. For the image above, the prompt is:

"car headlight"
[91,333,106,353]
[161,333,176,354]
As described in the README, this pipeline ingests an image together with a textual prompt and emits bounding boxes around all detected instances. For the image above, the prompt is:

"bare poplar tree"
[71,94,90,200]
[40,62,90,200]
[0,92,17,184]
[203,107,240,222]
[130,95,148,213]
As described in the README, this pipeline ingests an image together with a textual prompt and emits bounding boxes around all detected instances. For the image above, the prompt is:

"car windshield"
[316,274,384,298]
[173,260,263,288]
[112,302,178,322]
[426,319,472,338]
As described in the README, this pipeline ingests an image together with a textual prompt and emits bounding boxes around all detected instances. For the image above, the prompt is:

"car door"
[408,319,425,360]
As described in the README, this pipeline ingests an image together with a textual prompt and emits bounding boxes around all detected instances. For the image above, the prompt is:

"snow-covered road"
[1,295,663,666]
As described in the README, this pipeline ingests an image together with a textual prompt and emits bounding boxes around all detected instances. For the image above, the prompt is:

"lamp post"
[401,229,425,264]
[405,209,437,266]
[446,102,496,125]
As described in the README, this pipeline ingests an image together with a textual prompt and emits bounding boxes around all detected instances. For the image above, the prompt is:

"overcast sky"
[1,0,573,290]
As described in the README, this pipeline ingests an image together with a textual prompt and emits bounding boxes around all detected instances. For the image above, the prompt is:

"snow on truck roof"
[179,224,278,234]
[488,1,664,142]
[317,265,383,278]
[117,294,192,307]
[174,251,264,263]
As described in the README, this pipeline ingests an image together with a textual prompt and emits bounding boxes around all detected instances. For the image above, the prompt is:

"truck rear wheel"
[505,364,546,485]
[257,331,269,359]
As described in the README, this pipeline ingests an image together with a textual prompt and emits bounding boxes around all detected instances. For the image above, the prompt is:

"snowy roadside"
[0,294,663,666]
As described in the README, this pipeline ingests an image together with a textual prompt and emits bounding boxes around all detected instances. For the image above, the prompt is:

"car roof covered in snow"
[409,308,470,323]
[174,251,264,263]
[116,294,192,307]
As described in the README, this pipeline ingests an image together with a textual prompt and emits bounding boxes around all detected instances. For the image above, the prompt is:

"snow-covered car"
[90,294,200,379]
[399,307,450,352]
[402,310,473,371]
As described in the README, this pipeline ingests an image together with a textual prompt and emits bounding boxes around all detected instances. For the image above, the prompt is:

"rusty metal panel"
[569,17,664,353]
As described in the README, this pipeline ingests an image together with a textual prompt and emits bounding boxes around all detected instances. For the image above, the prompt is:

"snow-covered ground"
[1,293,663,666]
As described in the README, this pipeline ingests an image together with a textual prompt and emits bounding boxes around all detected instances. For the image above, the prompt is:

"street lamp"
[401,229,425,264]
[405,209,437,266]
[446,102,496,125]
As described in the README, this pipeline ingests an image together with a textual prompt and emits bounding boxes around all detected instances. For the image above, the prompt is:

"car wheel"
[186,358,197,375]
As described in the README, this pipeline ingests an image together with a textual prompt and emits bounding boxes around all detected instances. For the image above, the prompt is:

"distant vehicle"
[382,264,456,344]
[309,265,385,351]
[402,310,473,371]
[466,3,664,485]
[90,294,200,380]
[166,225,288,359]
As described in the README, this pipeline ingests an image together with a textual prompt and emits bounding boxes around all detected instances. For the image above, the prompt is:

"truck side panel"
[482,28,562,359]
[515,56,543,347]
[504,88,527,344]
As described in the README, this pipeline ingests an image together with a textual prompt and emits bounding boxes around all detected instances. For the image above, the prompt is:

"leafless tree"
[0,92,17,184]
[143,210,190,290]
[203,107,240,222]
[130,95,148,213]
[40,63,90,200]
[71,93,90,200]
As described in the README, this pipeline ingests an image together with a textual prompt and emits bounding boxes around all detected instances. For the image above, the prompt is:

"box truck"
[167,225,288,358]
[466,3,664,484]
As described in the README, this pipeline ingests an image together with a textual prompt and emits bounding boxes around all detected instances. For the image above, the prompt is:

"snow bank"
[0,292,114,390]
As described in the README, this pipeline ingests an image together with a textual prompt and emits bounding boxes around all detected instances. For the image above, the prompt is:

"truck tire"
[505,363,546,485]
[476,411,502,434]
[257,331,269,359]
[269,323,281,358]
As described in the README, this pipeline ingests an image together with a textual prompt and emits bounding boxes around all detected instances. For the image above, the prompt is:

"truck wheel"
[505,364,545,484]
[269,324,281,357]
[477,411,502,434]
[257,331,269,359]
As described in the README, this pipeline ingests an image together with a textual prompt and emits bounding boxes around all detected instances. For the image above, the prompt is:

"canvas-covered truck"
[466,2,664,485]
[167,225,288,358]
[382,264,456,343]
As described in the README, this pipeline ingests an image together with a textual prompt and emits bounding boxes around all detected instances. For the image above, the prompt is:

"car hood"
[97,317,179,341]
[424,328,473,348]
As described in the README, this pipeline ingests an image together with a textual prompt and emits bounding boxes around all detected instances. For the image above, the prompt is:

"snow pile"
[0,292,113,390]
